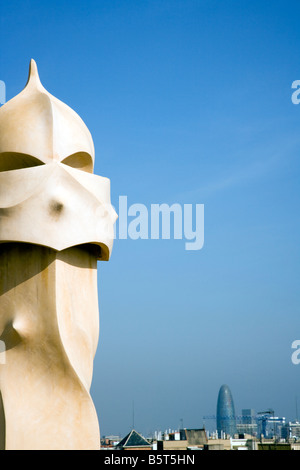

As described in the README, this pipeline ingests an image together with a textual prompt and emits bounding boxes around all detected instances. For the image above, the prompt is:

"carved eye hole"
[61,152,93,173]
[0,153,44,172]
[0,151,94,172]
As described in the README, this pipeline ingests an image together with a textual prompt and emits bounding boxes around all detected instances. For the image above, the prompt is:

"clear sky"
[1,0,300,438]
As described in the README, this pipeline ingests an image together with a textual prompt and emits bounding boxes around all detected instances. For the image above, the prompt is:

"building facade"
[216,384,237,437]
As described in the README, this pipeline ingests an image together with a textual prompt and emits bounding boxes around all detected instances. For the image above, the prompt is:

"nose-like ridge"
[0,163,117,261]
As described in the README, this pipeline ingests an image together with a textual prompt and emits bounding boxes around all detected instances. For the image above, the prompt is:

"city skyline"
[100,381,299,438]
[1,0,300,439]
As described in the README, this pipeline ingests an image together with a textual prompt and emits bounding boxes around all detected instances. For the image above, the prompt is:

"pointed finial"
[25,59,43,90]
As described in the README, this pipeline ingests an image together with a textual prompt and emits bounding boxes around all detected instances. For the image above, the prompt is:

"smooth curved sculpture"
[0,60,117,450]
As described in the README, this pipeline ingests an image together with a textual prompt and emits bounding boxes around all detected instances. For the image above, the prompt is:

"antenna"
[132,400,135,430]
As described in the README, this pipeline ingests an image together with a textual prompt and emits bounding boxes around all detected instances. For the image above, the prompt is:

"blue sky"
[1,0,300,437]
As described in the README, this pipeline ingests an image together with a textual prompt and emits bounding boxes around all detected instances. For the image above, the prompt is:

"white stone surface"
[0,60,117,449]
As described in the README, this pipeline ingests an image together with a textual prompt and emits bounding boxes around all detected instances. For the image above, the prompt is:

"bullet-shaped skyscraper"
[216,384,237,437]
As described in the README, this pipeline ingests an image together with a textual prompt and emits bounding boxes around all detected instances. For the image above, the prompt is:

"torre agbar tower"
[216,384,237,438]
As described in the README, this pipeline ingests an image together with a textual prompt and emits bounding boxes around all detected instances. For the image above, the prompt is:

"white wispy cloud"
[177,134,300,201]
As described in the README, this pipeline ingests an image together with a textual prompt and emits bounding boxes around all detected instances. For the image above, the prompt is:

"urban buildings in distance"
[100,383,300,450]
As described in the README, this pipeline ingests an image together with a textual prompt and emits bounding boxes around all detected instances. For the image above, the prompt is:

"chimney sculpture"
[0,60,117,450]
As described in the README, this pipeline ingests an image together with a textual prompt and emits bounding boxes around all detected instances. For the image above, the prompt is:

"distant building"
[257,442,292,451]
[101,435,122,448]
[156,428,207,450]
[257,414,286,439]
[216,384,237,437]
[237,409,257,436]
[282,421,300,440]
[115,429,152,450]
[242,408,256,425]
